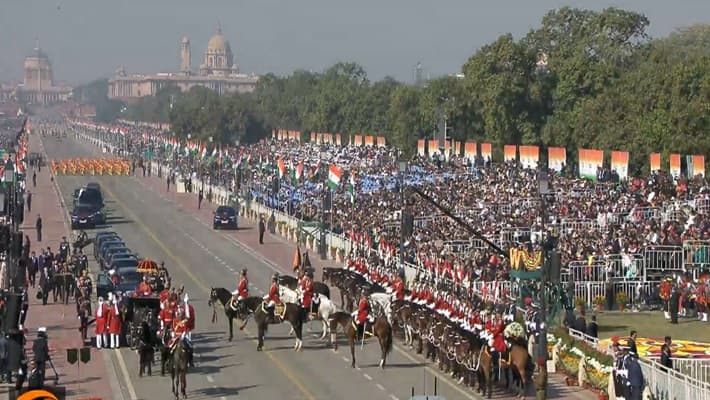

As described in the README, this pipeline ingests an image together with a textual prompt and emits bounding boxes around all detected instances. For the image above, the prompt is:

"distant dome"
[27,47,50,61]
[182,36,190,44]
[207,25,231,54]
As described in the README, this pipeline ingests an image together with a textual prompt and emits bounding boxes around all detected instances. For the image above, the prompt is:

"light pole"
[398,158,407,266]
[4,158,15,291]
[319,151,328,260]
[537,169,553,392]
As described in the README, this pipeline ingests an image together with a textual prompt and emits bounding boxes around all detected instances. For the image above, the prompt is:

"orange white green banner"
[690,155,705,177]
[610,151,629,180]
[578,148,603,181]
[417,140,426,157]
[428,139,440,157]
[503,145,516,162]
[547,147,566,172]
[481,143,492,161]
[518,145,539,169]
[464,142,476,161]
[669,154,681,177]
[650,153,661,171]
[377,136,386,147]
[354,135,362,146]
[365,136,374,146]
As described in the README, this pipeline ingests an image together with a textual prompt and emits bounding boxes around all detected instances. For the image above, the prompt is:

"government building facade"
[0,42,73,105]
[108,25,259,100]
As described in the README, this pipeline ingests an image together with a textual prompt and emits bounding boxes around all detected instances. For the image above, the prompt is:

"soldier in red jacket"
[107,297,122,348]
[170,308,193,366]
[233,269,249,301]
[95,297,109,349]
[265,274,280,323]
[355,289,371,338]
[300,270,314,315]
[392,276,405,301]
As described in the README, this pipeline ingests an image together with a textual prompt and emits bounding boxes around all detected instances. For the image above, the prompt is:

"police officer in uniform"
[669,284,681,324]
[258,216,266,245]
[59,236,70,263]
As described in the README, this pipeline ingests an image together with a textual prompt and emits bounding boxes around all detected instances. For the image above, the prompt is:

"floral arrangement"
[575,297,587,308]
[503,322,525,339]
[548,327,612,394]
[593,295,605,306]
[615,291,628,306]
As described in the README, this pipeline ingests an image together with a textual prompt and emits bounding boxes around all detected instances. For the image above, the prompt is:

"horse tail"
[384,326,393,355]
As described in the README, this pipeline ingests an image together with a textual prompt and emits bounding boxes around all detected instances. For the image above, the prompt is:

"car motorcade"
[213,205,238,229]
[105,251,137,269]
[111,258,139,274]
[96,270,142,299]
[71,205,105,229]
[100,247,132,268]
[93,231,119,257]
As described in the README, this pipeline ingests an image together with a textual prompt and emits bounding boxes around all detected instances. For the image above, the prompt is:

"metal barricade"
[604,253,646,281]
[497,227,532,247]
[683,240,710,271]
[643,245,684,273]
[639,357,710,400]
[571,281,651,309]
[628,206,661,223]
[646,357,710,385]
[564,260,608,282]
[560,219,600,234]
[442,239,488,253]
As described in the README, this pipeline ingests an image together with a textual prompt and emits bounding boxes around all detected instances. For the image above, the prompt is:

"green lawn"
[595,311,710,343]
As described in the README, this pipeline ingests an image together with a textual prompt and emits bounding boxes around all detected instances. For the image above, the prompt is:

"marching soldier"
[107,295,122,349]
[95,297,109,349]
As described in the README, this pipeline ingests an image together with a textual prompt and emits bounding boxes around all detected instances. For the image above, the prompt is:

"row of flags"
[275,158,356,204]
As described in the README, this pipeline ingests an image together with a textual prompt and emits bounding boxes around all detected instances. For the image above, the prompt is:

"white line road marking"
[389,395,400,400]
[363,373,372,381]
[341,356,349,362]
[220,396,227,400]
[115,348,139,400]
[376,384,385,391]
[206,375,215,383]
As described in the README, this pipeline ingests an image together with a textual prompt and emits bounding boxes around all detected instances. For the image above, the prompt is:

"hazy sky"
[1,0,709,85]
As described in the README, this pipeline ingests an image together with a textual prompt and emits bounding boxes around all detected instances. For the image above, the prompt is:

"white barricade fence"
[683,240,710,271]
[640,357,710,400]
[560,219,601,235]
[604,253,646,281]
[643,245,684,272]
[645,357,710,385]
[442,239,489,254]
[628,206,661,223]
[693,197,710,214]
[564,260,609,283]
[497,227,532,248]
[569,281,652,308]
[567,327,600,348]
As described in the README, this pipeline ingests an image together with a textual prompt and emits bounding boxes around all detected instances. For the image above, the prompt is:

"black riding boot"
[188,349,194,367]
[268,307,275,324]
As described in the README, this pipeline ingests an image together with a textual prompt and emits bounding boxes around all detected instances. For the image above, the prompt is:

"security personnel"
[59,236,70,262]
[32,327,50,384]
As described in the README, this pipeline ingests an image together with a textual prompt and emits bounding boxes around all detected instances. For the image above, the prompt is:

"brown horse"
[328,311,392,369]
[500,337,534,399]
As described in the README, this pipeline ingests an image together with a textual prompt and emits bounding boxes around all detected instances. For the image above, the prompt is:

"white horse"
[280,286,338,340]
[369,292,393,324]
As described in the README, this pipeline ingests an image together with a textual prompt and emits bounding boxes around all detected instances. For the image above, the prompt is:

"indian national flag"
[348,171,356,204]
[309,165,320,182]
[277,158,287,179]
[326,164,342,190]
[200,145,207,159]
[295,160,305,181]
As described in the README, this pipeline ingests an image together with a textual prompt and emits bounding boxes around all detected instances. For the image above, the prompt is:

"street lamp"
[319,151,328,260]
[4,158,15,291]
[398,159,407,266]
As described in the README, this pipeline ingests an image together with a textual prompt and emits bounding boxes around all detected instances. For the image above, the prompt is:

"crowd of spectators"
[71,121,710,290]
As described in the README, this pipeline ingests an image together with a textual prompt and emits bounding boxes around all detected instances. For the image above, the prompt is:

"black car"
[71,205,104,229]
[96,270,142,298]
[111,258,139,275]
[213,206,238,229]
[93,231,119,258]
[99,241,126,266]
[75,187,104,209]
[100,247,132,268]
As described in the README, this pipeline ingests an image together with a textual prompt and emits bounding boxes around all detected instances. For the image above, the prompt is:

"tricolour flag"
[278,158,287,178]
[348,171,356,204]
[326,164,343,190]
[295,160,304,181]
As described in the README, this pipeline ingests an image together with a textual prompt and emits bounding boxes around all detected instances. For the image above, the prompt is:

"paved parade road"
[43,137,479,400]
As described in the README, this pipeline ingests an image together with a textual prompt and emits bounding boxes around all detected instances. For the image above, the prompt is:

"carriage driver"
[265,274,280,323]
[137,275,153,296]
[232,269,249,302]
[170,308,194,367]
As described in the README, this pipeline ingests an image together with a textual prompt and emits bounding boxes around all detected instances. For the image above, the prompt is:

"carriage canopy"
[137,259,159,274]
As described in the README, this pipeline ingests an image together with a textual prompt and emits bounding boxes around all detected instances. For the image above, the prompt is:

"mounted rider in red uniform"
[353,289,371,337]
[170,308,194,367]
[233,269,249,302]
[299,270,315,319]
[392,275,405,301]
[265,274,280,323]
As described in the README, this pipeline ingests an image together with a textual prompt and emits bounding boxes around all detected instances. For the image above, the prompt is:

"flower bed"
[548,327,613,395]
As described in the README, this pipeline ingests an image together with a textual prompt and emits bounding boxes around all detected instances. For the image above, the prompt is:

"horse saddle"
[229,298,239,311]
[261,302,286,321]
[351,320,374,340]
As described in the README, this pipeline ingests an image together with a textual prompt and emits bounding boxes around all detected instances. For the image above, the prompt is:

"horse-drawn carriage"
[122,295,161,350]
